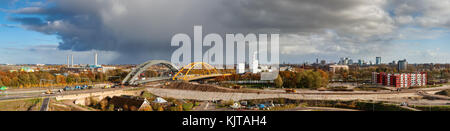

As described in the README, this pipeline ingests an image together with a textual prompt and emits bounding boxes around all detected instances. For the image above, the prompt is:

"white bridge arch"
[121,60,178,85]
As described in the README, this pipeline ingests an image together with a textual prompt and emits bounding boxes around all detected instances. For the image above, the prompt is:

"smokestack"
[67,55,70,68]
[94,52,98,65]
[71,54,74,67]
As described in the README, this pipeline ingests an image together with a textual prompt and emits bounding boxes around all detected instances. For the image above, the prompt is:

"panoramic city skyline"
[1,0,450,64]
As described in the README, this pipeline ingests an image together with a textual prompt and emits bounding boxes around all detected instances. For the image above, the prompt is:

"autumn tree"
[274,74,283,88]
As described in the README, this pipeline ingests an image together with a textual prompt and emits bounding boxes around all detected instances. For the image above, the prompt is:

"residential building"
[372,72,427,88]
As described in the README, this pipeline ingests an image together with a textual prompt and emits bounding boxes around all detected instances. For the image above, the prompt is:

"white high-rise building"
[251,52,260,73]
[236,63,245,74]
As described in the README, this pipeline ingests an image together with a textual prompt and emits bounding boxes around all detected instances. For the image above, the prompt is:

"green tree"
[274,75,283,88]
[296,70,324,89]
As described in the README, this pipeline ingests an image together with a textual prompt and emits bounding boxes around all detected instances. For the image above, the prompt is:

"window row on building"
[372,72,427,88]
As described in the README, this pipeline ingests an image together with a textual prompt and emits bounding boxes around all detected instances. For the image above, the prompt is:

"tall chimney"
[67,55,70,68]
[94,52,98,65]
[71,54,74,67]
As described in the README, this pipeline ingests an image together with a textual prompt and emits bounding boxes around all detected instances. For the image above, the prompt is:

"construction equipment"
[285,89,296,93]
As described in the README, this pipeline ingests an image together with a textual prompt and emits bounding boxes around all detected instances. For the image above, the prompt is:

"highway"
[40,97,50,111]
[0,87,134,101]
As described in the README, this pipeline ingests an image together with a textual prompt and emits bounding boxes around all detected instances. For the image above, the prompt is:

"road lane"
[40,97,50,111]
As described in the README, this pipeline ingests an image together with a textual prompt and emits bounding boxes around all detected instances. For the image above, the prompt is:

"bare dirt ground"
[59,100,92,111]
[287,106,359,111]
[0,98,42,111]
[146,87,421,102]
[164,82,264,93]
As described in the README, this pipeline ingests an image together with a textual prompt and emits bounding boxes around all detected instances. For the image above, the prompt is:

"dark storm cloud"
[9,17,45,26]
[10,0,442,64]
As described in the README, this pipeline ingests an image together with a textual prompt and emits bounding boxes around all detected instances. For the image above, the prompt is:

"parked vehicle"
[75,86,81,90]
[112,85,123,88]
[81,85,88,90]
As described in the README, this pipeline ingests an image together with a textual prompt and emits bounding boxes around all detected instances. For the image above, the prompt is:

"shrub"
[182,103,194,111]
[108,104,115,111]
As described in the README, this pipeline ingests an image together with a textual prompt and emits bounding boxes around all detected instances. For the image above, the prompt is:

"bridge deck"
[179,74,231,81]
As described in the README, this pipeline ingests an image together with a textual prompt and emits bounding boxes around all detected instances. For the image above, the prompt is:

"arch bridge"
[122,60,231,85]
[121,60,178,85]
[172,62,231,81]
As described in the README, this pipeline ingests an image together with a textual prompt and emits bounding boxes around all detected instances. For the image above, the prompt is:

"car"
[81,85,88,90]
[400,102,408,106]
[74,86,81,90]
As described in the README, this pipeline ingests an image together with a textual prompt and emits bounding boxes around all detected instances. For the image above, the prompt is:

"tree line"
[276,69,329,89]
[0,69,128,88]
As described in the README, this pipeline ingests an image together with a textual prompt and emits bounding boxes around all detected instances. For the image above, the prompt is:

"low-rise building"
[328,65,349,73]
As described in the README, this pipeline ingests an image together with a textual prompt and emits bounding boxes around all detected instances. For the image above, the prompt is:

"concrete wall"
[56,90,140,105]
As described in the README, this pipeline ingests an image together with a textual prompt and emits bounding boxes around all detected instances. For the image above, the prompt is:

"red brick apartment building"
[372,72,427,88]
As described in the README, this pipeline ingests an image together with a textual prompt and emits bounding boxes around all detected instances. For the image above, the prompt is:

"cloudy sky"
[1,0,450,64]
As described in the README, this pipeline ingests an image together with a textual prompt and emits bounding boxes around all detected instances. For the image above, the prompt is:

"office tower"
[398,59,408,71]
[376,57,381,65]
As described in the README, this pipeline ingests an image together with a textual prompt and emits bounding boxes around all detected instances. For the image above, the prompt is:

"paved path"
[40,97,50,111]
